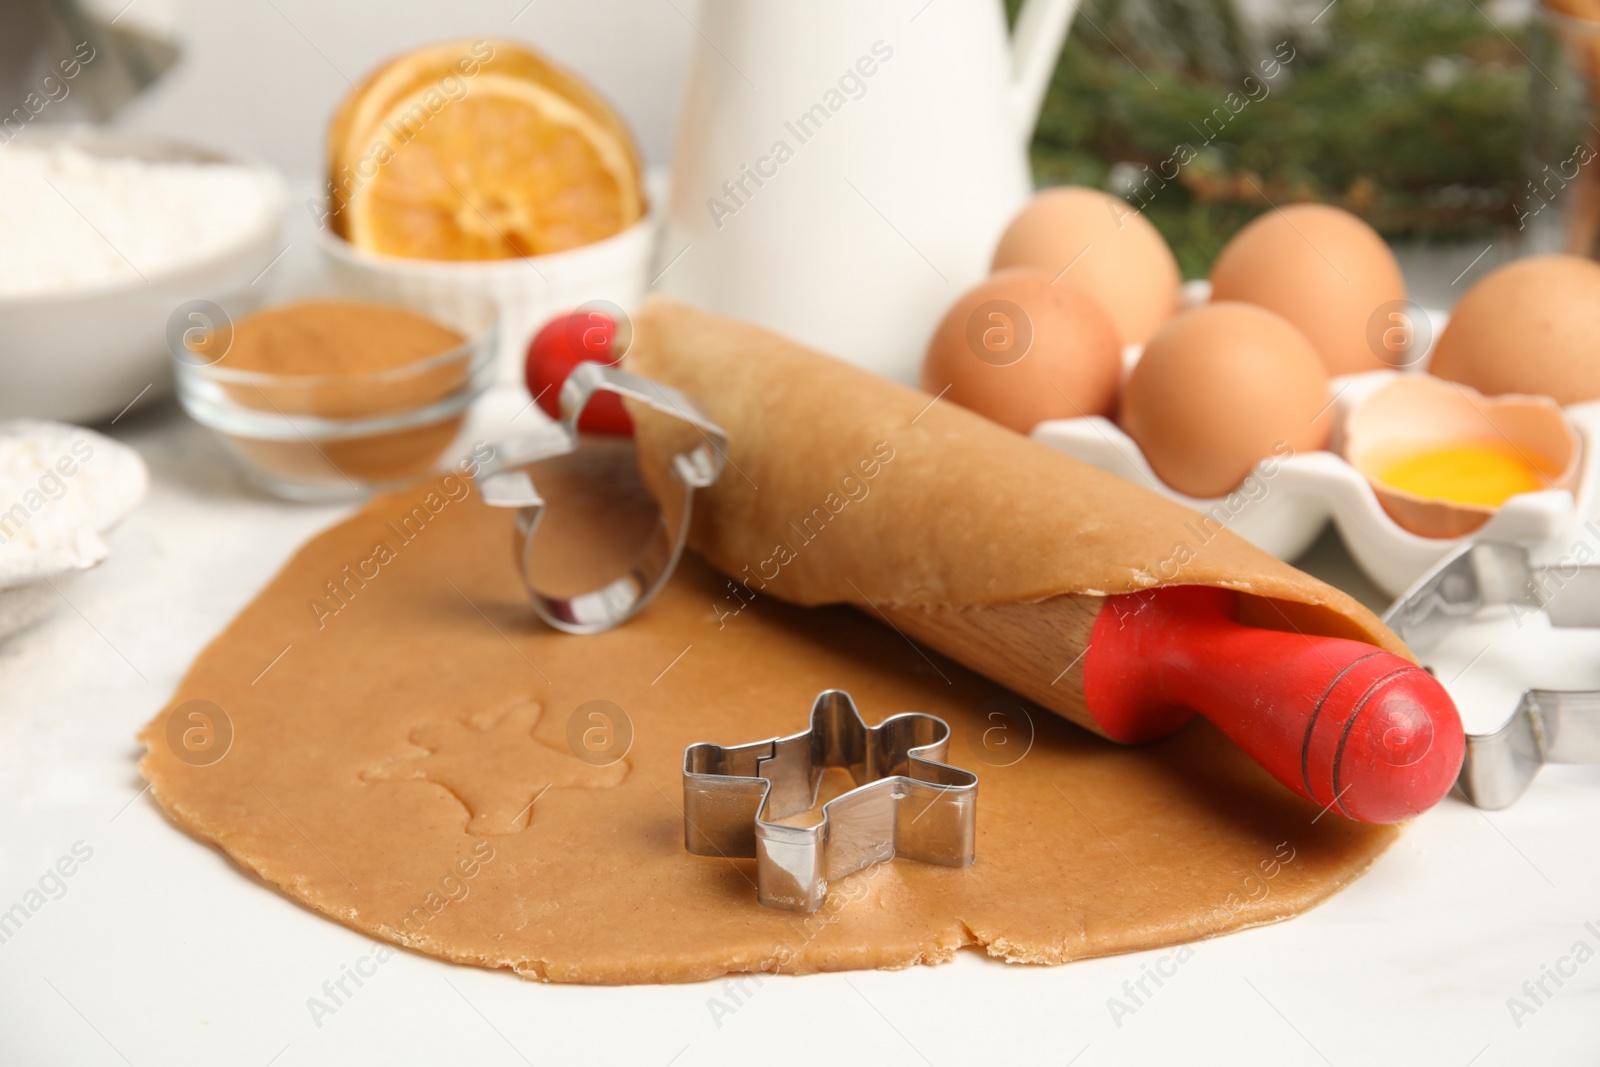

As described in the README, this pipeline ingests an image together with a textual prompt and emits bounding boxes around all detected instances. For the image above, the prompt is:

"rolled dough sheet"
[140,474,1396,984]
[625,298,1408,655]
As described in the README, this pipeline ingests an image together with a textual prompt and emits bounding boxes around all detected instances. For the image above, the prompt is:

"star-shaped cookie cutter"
[1384,540,1600,809]
[682,690,978,912]
[476,362,728,634]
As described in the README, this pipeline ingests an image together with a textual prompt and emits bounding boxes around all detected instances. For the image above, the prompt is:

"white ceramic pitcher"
[656,0,1079,383]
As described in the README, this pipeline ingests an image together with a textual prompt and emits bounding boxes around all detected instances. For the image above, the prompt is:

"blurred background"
[1024,0,1540,287]
[2,0,695,178]
[10,0,1578,306]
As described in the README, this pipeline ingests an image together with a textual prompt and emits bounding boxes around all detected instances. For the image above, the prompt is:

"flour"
[0,144,279,298]
[0,420,148,586]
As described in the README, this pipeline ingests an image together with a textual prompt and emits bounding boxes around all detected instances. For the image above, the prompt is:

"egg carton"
[1032,365,1600,599]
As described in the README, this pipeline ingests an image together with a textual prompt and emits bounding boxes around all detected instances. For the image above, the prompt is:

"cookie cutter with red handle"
[475,362,728,634]
[1384,540,1600,809]
[682,689,978,912]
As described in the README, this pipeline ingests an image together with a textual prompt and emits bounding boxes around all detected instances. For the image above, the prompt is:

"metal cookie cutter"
[1384,540,1600,809]
[682,690,978,912]
[476,362,727,634]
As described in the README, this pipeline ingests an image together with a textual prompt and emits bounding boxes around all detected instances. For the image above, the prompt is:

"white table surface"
[3,387,1600,1067]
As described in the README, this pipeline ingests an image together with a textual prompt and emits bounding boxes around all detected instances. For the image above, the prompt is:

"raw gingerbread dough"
[625,298,1408,654]
[141,471,1396,984]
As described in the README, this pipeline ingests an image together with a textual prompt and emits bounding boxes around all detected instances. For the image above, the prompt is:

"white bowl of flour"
[0,130,285,423]
[0,420,148,642]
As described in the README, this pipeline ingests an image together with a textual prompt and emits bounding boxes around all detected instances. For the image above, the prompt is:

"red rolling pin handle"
[1082,586,1464,824]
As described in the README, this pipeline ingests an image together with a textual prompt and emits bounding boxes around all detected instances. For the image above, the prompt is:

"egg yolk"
[1377,442,1553,507]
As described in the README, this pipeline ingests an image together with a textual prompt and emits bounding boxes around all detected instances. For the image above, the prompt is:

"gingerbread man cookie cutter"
[476,362,728,634]
[1384,540,1600,809]
[682,690,978,912]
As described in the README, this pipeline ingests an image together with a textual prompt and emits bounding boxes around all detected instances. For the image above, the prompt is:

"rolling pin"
[886,584,1464,824]
[543,304,1464,825]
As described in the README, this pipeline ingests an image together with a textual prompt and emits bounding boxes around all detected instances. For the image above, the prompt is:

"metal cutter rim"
[1383,539,1600,809]
[681,689,979,912]
[475,362,728,634]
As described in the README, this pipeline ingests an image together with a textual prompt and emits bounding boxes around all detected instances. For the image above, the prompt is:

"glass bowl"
[173,291,497,502]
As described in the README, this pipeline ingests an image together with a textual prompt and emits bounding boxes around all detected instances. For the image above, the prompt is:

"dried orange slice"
[327,39,642,256]
[330,40,638,185]
[344,74,641,260]
[328,41,489,188]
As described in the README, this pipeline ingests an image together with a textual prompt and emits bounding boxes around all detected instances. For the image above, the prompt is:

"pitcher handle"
[1010,0,1080,144]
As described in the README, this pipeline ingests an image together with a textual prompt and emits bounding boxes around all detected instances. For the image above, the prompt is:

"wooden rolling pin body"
[885,584,1464,824]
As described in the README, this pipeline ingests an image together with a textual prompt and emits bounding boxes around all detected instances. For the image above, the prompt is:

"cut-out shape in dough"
[363,697,628,834]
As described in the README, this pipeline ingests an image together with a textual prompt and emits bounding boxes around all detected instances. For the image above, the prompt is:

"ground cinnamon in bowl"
[175,297,496,499]
[220,300,468,418]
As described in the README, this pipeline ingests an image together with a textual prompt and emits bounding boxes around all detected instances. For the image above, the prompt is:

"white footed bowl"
[316,174,662,385]
[0,130,285,423]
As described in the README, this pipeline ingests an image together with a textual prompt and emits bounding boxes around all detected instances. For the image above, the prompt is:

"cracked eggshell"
[1343,375,1581,539]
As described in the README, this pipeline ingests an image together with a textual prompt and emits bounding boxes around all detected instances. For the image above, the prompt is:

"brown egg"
[1430,255,1600,405]
[991,186,1182,345]
[921,268,1122,434]
[1209,204,1406,376]
[1121,302,1331,498]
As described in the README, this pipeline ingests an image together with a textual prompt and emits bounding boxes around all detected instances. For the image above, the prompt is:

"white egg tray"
[1032,351,1600,598]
